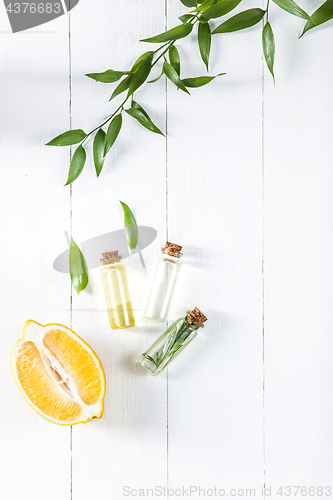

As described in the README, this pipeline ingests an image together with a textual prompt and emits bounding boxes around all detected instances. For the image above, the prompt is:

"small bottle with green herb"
[138,307,207,376]
[100,251,135,330]
[143,242,183,322]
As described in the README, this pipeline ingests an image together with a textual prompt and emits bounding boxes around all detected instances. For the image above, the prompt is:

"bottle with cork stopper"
[100,251,135,330]
[143,242,183,322]
[137,307,207,376]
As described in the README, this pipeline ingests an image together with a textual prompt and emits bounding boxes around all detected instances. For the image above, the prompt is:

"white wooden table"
[1,0,333,498]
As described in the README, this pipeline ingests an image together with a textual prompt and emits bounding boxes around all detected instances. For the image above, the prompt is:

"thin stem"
[154,41,171,54]
[82,98,127,143]
[152,16,199,69]
[266,0,270,21]
[152,41,175,69]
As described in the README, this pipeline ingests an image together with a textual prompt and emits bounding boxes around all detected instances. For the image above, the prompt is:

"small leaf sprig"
[46,0,333,185]
[69,236,88,295]
[120,200,138,250]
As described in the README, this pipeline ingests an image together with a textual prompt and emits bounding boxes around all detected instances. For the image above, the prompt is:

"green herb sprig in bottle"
[138,307,207,376]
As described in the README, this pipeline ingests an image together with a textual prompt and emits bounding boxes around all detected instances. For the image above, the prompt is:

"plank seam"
[68,3,73,499]
[261,8,266,498]
[165,1,169,498]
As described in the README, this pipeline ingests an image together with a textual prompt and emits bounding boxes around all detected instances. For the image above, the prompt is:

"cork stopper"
[186,307,207,328]
[100,251,122,265]
[162,242,183,258]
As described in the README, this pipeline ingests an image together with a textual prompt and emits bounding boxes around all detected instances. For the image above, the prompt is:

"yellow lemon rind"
[11,320,106,426]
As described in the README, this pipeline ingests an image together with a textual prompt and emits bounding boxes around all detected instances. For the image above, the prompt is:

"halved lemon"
[11,320,106,425]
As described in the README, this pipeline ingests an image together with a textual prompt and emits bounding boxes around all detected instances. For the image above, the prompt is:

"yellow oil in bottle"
[100,252,135,330]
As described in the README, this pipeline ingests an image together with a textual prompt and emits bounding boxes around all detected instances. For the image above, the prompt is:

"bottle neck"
[103,261,122,269]
[184,316,199,331]
[161,253,180,264]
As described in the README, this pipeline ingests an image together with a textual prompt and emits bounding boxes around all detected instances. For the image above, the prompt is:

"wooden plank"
[166,0,264,493]
[264,4,333,491]
[0,13,71,500]
[69,1,168,497]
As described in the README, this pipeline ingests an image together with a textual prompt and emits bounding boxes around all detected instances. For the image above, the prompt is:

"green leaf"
[119,201,138,250]
[197,0,215,11]
[148,70,164,83]
[145,354,157,366]
[262,22,275,83]
[131,100,150,117]
[300,0,333,37]
[104,114,122,155]
[180,0,197,7]
[202,0,242,19]
[163,61,190,94]
[131,51,154,72]
[69,237,88,295]
[125,101,165,136]
[182,73,225,87]
[198,22,211,71]
[212,8,266,34]
[64,145,86,186]
[110,74,133,101]
[140,24,193,43]
[85,70,127,83]
[169,45,181,76]
[128,54,153,97]
[179,14,194,23]
[46,129,86,147]
[272,0,310,20]
[93,128,106,177]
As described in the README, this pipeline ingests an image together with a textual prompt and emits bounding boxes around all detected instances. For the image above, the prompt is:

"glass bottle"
[143,242,183,321]
[138,307,207,376]
[100,251,135,330]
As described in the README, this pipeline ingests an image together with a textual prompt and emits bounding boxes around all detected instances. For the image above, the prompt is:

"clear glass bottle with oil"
[100,251,135,330]
[138,307,207,376]
[143,242,183,322]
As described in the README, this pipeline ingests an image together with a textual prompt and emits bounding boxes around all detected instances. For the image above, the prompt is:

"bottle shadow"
[94,323,167,433]
[96,309,229,433]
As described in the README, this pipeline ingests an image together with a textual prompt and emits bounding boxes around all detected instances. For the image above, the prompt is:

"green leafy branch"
[47,0,333,185]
